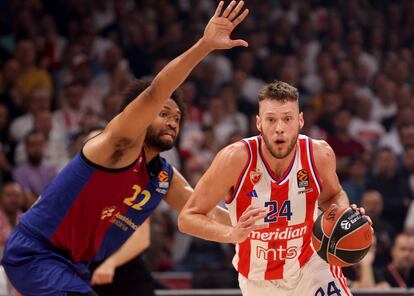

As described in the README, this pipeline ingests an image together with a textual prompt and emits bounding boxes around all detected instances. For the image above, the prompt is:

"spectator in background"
[327,109,365,179]
[15,110,69,170]
[379,233,414,288]
[54,81,86,137]
[349,94,385,152]
[342,157,369,204]
[12,130,56,207]
[360,191,395,268]
[0,58,22,119]
[9,87,51,143]
[0,182,24,251]
[14,39,53,97]
[367,147,412,233]
[301,103,327,140]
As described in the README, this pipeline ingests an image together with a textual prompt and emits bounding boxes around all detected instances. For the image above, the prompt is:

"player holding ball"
[179,80,373,296]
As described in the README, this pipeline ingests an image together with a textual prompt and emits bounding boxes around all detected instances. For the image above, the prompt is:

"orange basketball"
[311,204,374,267]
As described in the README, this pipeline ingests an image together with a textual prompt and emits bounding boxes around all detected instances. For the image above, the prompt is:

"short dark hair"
[258,80,299,103]
[120,79,186,126]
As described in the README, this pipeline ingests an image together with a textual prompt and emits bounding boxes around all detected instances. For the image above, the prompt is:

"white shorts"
[238,254,352,296]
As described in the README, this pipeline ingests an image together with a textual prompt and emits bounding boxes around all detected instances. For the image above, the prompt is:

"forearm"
[208,206,232,226]
[319,189,349,211]
[179,211,234,243]
[105,223,150,268]
[149,39,211,102]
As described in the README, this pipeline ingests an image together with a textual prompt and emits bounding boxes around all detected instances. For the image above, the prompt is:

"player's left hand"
[91,258,116,285]
[350,204,373,225]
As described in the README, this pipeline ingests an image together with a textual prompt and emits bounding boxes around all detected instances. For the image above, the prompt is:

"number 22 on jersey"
[123,184,151,210]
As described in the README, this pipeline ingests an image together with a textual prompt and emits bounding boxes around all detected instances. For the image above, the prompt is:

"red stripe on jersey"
[298,138,316,267]
[236,138,258,277]
[330,266,352,296]
[265,181,289,280]
[226,140,251,204]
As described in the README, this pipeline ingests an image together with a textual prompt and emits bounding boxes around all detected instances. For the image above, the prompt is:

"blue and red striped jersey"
[19,151,173,262]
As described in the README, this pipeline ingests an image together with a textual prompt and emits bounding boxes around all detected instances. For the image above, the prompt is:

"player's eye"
[160,112,168,118]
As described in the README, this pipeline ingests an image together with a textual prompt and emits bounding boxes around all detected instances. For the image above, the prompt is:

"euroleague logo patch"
[158,170,169,182]
[297,169,309,188]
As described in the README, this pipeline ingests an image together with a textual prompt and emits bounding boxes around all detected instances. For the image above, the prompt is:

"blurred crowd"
[0,0,414,291]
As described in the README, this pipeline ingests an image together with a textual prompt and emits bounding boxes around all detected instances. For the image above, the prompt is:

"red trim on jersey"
[308,138,323,191]
[226,140,251,204]
[258,136,296,184]
[330,265,352,296]
[265,181,289,279]
[298,138,316,267]
[236,138,258,277]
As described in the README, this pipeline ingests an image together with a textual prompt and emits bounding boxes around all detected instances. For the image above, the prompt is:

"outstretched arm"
[83,1,249,169]
[165,167,231,226]
[178,143,266,244]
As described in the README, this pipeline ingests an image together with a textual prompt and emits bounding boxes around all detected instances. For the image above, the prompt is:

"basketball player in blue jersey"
[1,2,261,295]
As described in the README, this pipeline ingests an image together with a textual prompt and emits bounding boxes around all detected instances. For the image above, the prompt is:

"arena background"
[0,0,414,295]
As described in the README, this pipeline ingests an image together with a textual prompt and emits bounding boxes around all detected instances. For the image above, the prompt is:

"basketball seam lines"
[335,220,370,253]
[326,208,351,261]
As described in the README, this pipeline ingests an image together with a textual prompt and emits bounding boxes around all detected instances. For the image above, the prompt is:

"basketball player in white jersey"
[179,81,369,296]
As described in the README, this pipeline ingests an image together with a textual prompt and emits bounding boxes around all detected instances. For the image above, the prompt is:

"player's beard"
[261,127,299,159]
[145,126,176,152]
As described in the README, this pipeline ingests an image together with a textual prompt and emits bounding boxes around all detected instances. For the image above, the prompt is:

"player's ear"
[299,112,304,130]
[256,115,262,133]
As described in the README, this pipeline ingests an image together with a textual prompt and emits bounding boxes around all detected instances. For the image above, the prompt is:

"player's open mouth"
[275,140,285,144]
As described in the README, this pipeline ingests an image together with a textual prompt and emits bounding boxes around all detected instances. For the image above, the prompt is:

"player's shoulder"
[308,138,335,165]
[216,140,250,166]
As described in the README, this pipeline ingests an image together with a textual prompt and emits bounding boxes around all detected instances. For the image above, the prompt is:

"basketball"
[311,204,373,267]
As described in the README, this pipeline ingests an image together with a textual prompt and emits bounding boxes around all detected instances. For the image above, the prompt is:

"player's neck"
[142,145,160,164]
[261,141,296,179]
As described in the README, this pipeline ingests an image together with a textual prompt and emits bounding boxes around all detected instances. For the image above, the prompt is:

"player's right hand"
[229,205,267,244]
[201,0,249,51]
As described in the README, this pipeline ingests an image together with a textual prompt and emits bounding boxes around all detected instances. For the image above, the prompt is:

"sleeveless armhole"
[308,138,323,191]
[79,150,139,173]
[225,140,252,204]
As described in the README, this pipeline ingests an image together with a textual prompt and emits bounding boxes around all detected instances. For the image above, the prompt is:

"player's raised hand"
[91,258,116,286]
[201,0,249,51]
[229,205,267,244]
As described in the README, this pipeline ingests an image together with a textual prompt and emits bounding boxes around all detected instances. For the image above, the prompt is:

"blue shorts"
[1,224,93,296]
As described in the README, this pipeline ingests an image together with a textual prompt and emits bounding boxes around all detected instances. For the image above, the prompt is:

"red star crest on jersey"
[250,170,262,185]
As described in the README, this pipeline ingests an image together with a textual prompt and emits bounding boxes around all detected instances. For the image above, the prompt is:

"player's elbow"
[148,77,170,102]
[177,210,192,234]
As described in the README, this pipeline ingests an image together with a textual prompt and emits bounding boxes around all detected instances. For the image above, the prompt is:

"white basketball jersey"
[226,135,322,280]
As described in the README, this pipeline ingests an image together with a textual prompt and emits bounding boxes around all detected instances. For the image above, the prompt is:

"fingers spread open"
[221,0,237,18]
[214,1,224,17]
[232,9,249,27]
[228,1,245,21]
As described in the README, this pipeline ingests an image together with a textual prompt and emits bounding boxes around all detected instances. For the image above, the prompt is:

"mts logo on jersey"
[250,224,307,260]
[297,169,309,187]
